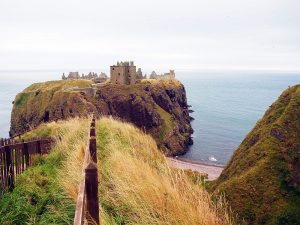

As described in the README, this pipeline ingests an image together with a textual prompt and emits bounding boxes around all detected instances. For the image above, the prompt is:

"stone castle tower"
[110,61,136,85]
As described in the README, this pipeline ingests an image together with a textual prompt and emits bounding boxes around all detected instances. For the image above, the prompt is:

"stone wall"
[110,63,137,85]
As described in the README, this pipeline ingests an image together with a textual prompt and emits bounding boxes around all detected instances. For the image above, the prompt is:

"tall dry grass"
[97,117,233,225]
[33,117,233,224]
[25,117,92,201]
[54,118,91,200]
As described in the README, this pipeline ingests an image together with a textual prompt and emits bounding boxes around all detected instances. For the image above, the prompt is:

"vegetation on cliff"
[211,85,300,225]
[2,117,232,224]
[11,79,193,156]
[0,118,89,224]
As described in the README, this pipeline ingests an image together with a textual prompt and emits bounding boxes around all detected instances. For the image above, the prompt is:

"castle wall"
[128,66,137,84]
[110,65,136,85]
[111,66,126,84]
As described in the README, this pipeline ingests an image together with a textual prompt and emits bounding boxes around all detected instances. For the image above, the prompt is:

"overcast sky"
[0,0,300,73]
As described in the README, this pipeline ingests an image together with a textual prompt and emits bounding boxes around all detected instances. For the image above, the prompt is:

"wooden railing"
[0,137,52,192]
[74,117,100,225]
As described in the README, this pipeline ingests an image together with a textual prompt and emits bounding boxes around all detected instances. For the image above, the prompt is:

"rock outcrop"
[211,85,300,225]
[10,79,193,156]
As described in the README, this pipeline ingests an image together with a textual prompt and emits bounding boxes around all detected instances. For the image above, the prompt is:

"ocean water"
[0,71,299,165]
[177,72,300,165]
[0,71,57,138]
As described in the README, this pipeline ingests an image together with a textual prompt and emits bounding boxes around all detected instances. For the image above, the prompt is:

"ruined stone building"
[82,72,98,79]
[110,61,137,85]
[62,72,80,80]
[62,71,108,83]
[150,71,157,78]
[136,68,147,79]
[93,72,108,83]
[149,70,175,80]
[99,72,108,79]
[61,62,174,85]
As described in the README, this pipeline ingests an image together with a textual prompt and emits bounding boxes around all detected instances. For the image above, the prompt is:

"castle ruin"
[61,61,175,85]
[110,61,137,85]
[62,72,80,80]
[136,68,147,79]
[149,70,175,80]
[110,61,175,84]
[62,71,108,83]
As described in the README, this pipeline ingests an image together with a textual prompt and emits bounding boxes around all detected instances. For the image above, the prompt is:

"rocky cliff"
[211,85,300,225]
[10,79,193,156]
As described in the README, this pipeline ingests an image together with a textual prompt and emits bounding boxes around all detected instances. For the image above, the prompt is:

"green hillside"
[211,85,300,225]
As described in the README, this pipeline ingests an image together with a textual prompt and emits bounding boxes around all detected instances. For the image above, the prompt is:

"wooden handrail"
[74,118,100,225]
[85,162,99,224]
[73,180,86,224]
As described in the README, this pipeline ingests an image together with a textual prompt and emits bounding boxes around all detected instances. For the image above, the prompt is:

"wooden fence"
[74,117,100,225]
[0,137,52,192]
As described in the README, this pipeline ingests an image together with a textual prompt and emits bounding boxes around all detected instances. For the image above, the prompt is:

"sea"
[1,71,299,165]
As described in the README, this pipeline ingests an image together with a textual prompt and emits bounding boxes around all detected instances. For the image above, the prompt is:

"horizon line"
[1,67,300,74]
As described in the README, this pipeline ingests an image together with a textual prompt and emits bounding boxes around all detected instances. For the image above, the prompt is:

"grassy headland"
[11,79,193,156]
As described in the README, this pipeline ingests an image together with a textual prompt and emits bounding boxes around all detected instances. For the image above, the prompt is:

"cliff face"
[211,85,300,225]
[11,79,193,156]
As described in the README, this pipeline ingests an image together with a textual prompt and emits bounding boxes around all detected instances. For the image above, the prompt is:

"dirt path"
[167,157,224,180]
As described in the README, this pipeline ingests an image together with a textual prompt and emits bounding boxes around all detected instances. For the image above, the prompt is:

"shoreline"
[174,156,225,168]
[167,157,224,180]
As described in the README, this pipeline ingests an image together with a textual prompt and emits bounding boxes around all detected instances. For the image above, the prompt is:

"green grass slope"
[0,118,90,224]
[211,85,300,225]
[11,80,93,135]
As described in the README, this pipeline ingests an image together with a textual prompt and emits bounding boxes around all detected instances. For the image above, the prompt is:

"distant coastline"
[1,71,300,165]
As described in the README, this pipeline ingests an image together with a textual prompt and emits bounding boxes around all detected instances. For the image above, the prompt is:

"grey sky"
[1,0,300,73]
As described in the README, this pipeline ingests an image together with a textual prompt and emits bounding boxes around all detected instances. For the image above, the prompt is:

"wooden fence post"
[90,127,96,137]
[89,137,97,163]
[85,162,100,225]
[23,142,29,167]
[37,140,42,155]
[5,145,14,191]
[0,138,3,146]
